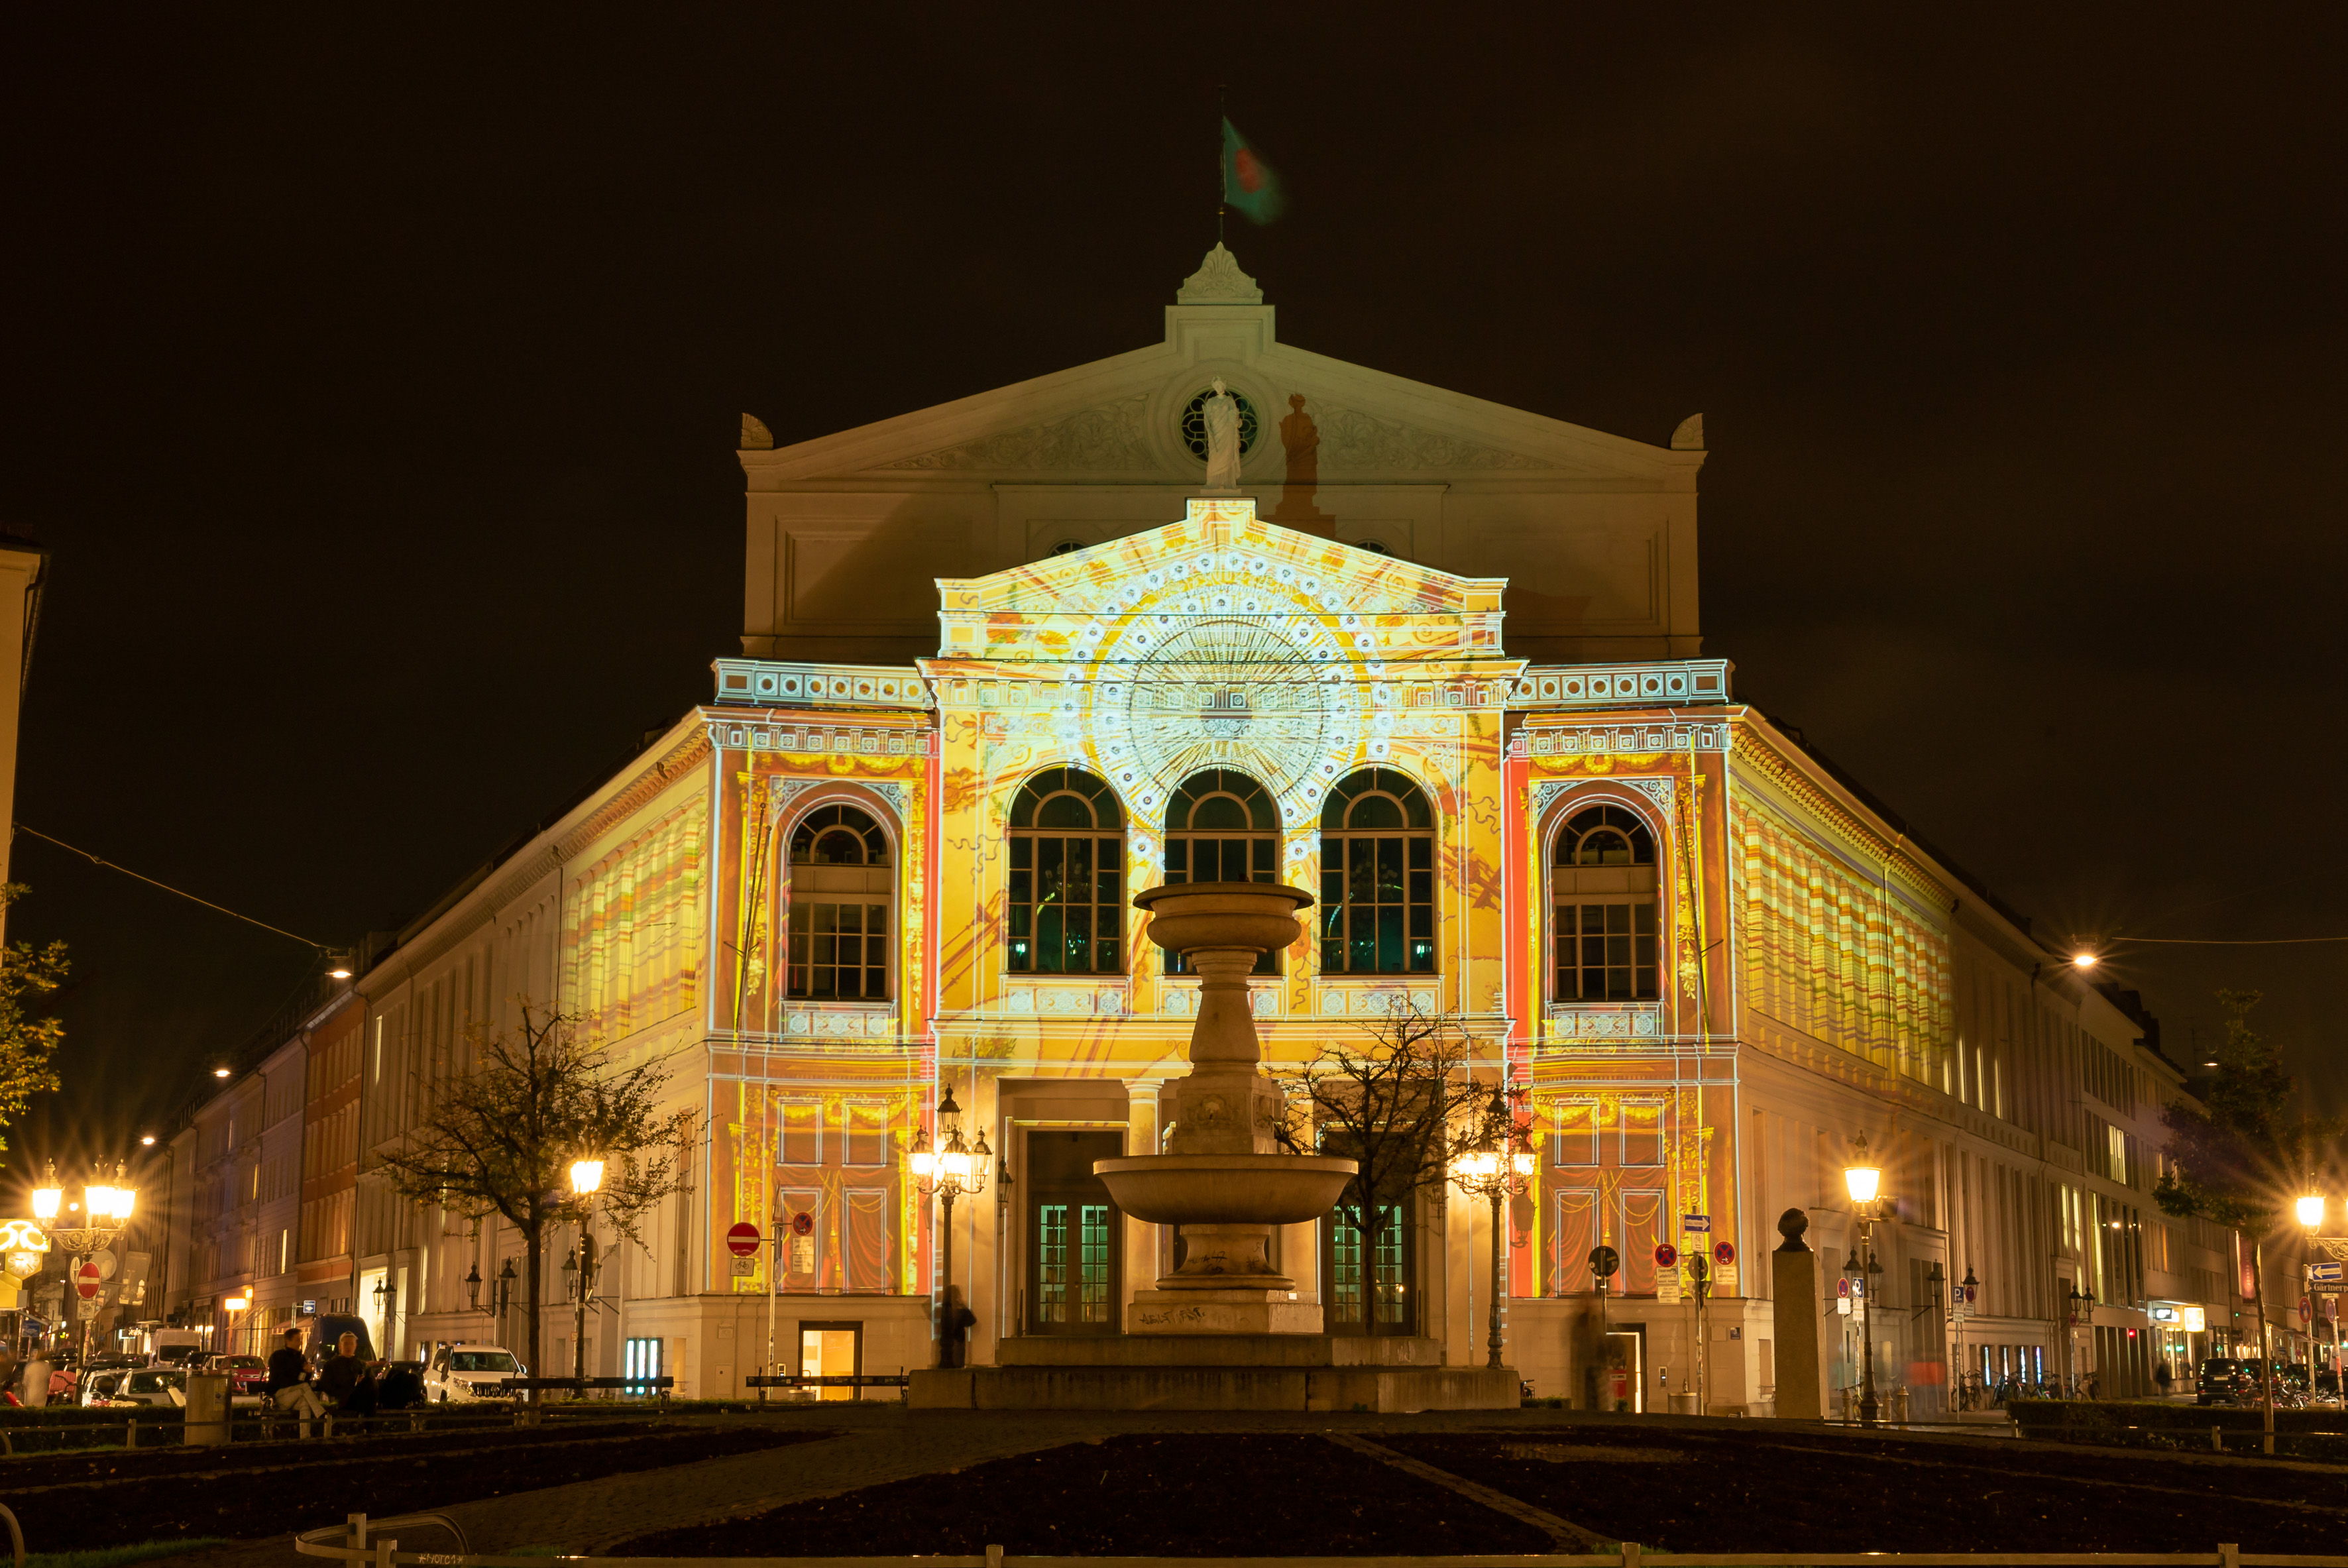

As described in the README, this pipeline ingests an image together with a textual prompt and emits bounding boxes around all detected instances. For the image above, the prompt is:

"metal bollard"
[125,1418,137,1450]
[2212,1426,2224,1450]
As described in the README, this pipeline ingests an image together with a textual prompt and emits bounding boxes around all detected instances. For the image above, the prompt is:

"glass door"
[1025,1131,1124,1335]
[1321,1204,1414,1335]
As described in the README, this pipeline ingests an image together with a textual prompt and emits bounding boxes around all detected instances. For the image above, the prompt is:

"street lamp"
[1449,1085,1535,1372]
[2065,1282,2094,1396]
[910,1084,989,1365]
[36,1160,139,1361]
[567,1156,604,1396]
[465,1261,483,1312]
[2301,1192,2338,1406]
[1843,1133,1885,1427]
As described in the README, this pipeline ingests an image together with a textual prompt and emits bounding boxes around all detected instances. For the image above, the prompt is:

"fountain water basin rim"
[1093,1153,1358,1227]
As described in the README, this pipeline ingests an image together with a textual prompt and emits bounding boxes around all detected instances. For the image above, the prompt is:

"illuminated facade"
[184,249,2227,1410]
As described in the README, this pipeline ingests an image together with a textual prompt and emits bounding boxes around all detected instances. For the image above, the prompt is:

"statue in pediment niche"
[1270,392,1335,533]
[1202,378,1243,492]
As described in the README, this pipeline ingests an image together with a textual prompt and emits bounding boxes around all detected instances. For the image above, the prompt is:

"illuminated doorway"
[1025,1131,1123,1335]
[797,1321,861,1401]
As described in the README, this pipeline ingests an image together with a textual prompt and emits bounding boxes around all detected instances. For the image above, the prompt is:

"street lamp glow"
[212,1066,231,1079]
[2299,1194,2327,1231]
[1844,1133,1882,1205]
[569,1158,604,1197]
[225,1292,250,1313]
[30,1166,60,1221]
[2072,951,2098,969]
[139,1134,156,1147]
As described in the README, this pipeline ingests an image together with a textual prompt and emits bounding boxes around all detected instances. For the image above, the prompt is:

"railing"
[494,1376,674,1397]
[286,1534,2348,1568]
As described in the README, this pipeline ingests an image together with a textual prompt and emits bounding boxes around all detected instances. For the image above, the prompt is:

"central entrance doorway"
[1025,1130,1124,1335]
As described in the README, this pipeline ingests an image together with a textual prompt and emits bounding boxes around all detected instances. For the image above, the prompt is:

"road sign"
[1654,1241,1679,1270]
[2313,1262,2344,1284]
[74,1261,99,1300]
[726,1222,760,1258]
[1836,1275,1851,1299]
[1714,1241,1736,1266]
[91,1249,119,1280]
[1656,1270,1681,1305]
[1588,1245,1620,1280]
[77,1298,98,1321]
[1683,1214,1711,1233]
[791,1211,815,1237]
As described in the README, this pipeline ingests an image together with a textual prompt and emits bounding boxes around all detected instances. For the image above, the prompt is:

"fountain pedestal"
[905,880,1518,1411]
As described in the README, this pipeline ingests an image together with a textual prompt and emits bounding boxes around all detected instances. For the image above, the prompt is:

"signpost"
[726,1222,761,1258]
[2314,1262,2344,1286]
[1683,1214,1710,1234]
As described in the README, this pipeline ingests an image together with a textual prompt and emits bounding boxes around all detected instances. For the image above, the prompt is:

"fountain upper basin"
[1093,1154,1357,1227]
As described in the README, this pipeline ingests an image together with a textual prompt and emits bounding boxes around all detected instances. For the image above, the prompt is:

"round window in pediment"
[1179,386,1260,460]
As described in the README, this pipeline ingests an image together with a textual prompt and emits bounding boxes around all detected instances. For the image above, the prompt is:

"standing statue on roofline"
[1202,377,1243,492]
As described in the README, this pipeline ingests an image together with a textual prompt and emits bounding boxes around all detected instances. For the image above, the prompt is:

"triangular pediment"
[740,252,1700,488]
[930,498,1511,665]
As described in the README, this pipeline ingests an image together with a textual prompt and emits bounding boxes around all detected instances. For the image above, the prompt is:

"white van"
[421,1343,523,1402]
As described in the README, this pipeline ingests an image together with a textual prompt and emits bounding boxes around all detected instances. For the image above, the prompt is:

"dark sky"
[5,9,2344,1171]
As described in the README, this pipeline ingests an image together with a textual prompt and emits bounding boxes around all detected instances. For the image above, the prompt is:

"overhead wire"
[15,823,332,951]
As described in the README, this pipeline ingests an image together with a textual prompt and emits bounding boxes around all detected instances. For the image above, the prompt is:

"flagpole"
[1216,84,1227,245]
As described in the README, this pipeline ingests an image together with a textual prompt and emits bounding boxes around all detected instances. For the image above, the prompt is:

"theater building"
[314,249,2217,1409]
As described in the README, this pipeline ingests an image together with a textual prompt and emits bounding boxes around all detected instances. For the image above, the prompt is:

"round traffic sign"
[791,1210,814,1237]
[1654,1242,1679,1270]
[74,1260,100,1300]
[726,1221,760,1258]
[1714,1241,1736,1266]
[1588,1245,1620,1280]
[91,1248,119,1280]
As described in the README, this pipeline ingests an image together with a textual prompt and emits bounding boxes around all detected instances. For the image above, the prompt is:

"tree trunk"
[2251,1234,2275,1451]
[1361,1205,1385,1338]
[524,1215,545,1408]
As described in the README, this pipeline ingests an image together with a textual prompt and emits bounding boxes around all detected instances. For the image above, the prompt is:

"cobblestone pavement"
[132,1402,2345,1566]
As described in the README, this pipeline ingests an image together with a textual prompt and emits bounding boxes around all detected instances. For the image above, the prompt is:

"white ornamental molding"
[1514,723,1728,758]
[1544,1003,1665,1041]
[1003,986,1129,1017]
[1315,985,1439,1018]
[710,720,934,758]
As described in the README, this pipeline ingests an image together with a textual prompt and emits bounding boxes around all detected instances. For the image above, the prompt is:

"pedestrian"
[267,1325,326,1433]
[934,1284,976,1370]
[319,1332,378,1416]
[2154,1361,2174,1397]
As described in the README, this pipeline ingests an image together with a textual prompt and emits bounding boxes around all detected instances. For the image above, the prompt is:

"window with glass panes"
[786,804,891,999]
[1319,769,1435,974]
[1550,804,1659,1002]
[1007,768,1125,974]
[1161,770,1281,974]
[1323,1204,1411,1332]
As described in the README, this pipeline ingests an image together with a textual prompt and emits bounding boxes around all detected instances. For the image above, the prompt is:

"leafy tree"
[375,1005,688,1389]
[0,883,67,1158]
[2155,989,2329,1434]
[1272,1002,1486,1336]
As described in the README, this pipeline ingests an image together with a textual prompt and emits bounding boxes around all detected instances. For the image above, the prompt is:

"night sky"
[5,11,2343,1171]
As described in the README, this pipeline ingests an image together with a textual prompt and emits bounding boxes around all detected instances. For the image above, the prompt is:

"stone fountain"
[907,880,1519,1411]
[1094,881,1357,1335]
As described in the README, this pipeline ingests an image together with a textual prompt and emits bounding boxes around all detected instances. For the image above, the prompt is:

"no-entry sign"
[726,1222,760,1258]
[74,1260,100,1300]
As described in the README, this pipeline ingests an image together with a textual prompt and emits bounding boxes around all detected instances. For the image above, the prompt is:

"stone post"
[1772,1207,1825,1420]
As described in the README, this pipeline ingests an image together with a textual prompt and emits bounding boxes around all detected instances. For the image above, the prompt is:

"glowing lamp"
[568,1158,605,1198]
[2072,952,2097,969]
[225,1292,251,1313]
[2299,1194,2327,1231]
[1451,1147,1502,1184]
[139,1134,156,1147]
[1510,1147,1538,1180]
[30,1169,60,1221]
[909,1139,936,1180]
[213,1067,232,1079]
[1844,1133,1882,1206]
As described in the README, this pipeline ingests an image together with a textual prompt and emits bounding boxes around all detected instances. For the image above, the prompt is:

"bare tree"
[1272,1002,1487,1335]
[375,1005,688,1388]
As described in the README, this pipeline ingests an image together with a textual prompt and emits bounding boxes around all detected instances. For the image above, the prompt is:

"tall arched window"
[1318,768,1435,974]
[1551,804,1658,1002]
[787,803,891,1000]
[1162,770,1280,974]
[1008,767,1125,974]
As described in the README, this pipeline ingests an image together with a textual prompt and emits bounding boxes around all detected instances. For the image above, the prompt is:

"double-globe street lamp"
[1843,1134,1885,1428]
[1448,1085,1536,1372]
[910,1086,989,1364]
[2298,1191,2340,1405]
[33,1162,138,1361]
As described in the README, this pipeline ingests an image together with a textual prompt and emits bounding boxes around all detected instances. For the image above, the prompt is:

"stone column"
[1772,1207,1825,1420]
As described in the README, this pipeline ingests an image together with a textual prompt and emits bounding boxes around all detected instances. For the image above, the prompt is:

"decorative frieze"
[1001,984,1129,1017]
[712,659,932,709]
[1512,723,1729,757]
[1315,985,1439,1018]
[1545,1003,1665,1041]
[708,720,934,758]
[1510,661,1732,709]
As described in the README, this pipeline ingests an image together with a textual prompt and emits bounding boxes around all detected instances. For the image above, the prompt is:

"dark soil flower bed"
[1380,1429,2348,1556]
[3,1420,829,1553]
[619,1433,1555,1557]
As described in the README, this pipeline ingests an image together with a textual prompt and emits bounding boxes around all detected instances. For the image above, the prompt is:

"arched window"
[1162,770,1280,974]
[1318,768,1435,974]
[1551,804,1659,1003]
[786,803,891,1000]
[1008,767,1126,975]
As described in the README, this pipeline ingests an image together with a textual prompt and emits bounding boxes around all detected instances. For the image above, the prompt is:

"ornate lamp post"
[1842,1134,1884,1428]
[2065,1282,2094,1395]
[34,1161,139,1361]
[910,1085,989,1363]
[1449,1086,1535,1372]
[464,1261,484,1313]
[2299,1191,2337,1406]
[567,1157,604,1397]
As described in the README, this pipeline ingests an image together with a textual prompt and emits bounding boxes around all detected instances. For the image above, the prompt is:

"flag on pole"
[1221,119,1284,224]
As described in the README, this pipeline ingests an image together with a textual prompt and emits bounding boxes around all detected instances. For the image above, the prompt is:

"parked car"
[202,1353,270,1398]
[421,1344,523,1403]
[2197,1357,2253,1405]
[85,1367,187,1408]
